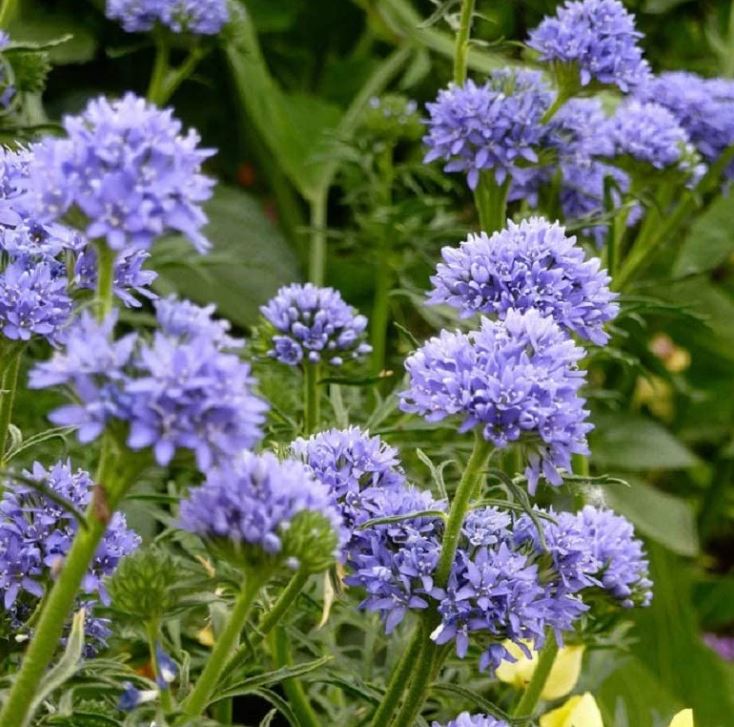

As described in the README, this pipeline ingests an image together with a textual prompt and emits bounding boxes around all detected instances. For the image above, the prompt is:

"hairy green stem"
[259,569,310,637]
[0,449,119,726]
[271,626,321,727]
[0,347,21,467]
[147,37,170,105]
[474,175,509,234]
[308,191,328,285]
[95,241,116,320]
[182,570,269,718]
[512,631,559,722]
[369,629,423,727]
[453,0,476,85]
[146,620,174,714]
[304,363,320,436]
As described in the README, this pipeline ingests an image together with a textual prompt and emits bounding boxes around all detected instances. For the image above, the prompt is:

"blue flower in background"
[423,70,552,190]
[107,0,229,35]
[400,309,591,491]
[261,283,371,367]
[428,217,618,344]
[528,0,650,92]
[433,714,509,727]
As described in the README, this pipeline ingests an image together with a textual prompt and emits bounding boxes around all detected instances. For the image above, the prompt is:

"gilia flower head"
[604,100,705,179]
[423,70,552,189]
[261,283,371,366]
[528,0,651,92]
[291,427,406,531]
[155,295,241,348]
[400,309,591,491]
[635,72,734,175]
[107,0,229,35]
[428,217,618,344]
[433,715,508,727]
[0,461,139,643]
[28,93,215,252]
[180,451,343,573]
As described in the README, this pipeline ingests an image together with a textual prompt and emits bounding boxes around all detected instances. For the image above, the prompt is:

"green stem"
[512,631,559,723]
[0,452,119,727]
[147,37,170,105]
[369,629,423,727]
[258,569,310,637]
[271,626,320,727]
[182,571,269,718]
[0,0,17,28]
[540,92,569,124]
[308,191,328,285]
[304,363,320,436]
[95,241,116,321]
[146,620,173,714]
[473,175,509,234]
[435,431,493,586]
[453,0,476,85]
[0,348,21,467]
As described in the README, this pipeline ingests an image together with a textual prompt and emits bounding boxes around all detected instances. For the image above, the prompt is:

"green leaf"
[589,413,699,471]
[151,185,299,327]
[674,191,734,277]
[602,474,699,557]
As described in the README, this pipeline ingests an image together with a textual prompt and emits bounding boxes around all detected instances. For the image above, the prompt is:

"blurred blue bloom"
[155,643,177,687]
[118,682,158,711]
[428,217,618,344]
[423,70,552,190]
[433,714,508,727]
[27,93,214,252]
[107,0,229,35]
[528,0,650,92]
[400,309,591,492]
[261,283,371,367]
[155,295,242,348]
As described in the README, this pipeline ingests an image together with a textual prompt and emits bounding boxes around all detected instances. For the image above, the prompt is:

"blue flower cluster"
[401,309,591,491]
[528,0,650,92]
[0,32,15,112]
[261,283,371,367]
[347,498,650,672]
[423,70,552,190]
[180,451,342,567]
[428,217,618,344]
[107,0,229,35]
[0,461,139,643]
[291,427,406,532]
[27,93,214,253]
[433,714,508,727]
[29,298,267,470]
[635,71,734,175]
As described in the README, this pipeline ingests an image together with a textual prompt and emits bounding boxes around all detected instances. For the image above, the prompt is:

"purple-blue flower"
[261,283,371,367]
[433,714,508,727]
[423,70,552,190]
[0,32,15,112]
[291,427,406,531]
[528,0,651,92]
[155,295,241,348]
[180,451,343,567]
[107,0,229,35]
[400,309,591,491]
[428,217,618,344]
[27,93,215,252]
[0,461,140,644]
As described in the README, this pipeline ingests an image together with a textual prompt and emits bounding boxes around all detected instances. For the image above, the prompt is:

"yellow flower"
[669,709,694,727]
[495,640,585,700]
[539,692,603,727]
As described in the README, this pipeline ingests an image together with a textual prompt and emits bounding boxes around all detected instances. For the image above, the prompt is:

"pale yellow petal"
[540,693,603,727]
[669,709,694,727]
[542,645,585,700]
[495,640,536,688]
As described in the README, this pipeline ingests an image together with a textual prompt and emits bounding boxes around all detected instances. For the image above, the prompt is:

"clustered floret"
[423,70,552,190]
[261,283,371,367]
[27,93,214,253]
[433,714,508,727]
[528,0,651,92]
[428,218,618,344]
[106,0,229,35]
[401,309,591,491]
[0,461,139,645]
[29,298,268,470]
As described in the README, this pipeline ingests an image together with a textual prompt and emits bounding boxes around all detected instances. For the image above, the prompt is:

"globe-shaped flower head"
[603,100,705,180]
[27,93,215,252]
[106,0,229,35]
[428,217,618,344]
[180,451,344,574]
[400,309,591,492]
[291,426,406,532]
[528,0,651,92]
[423,69,552,190]
[433,714,508,727]
[261,283,371,367]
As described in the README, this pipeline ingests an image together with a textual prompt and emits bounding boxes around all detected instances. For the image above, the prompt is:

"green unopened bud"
[362,94,423,144]
[107,546,179,622]
[6,50,50,95]
[281,510,339,575]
